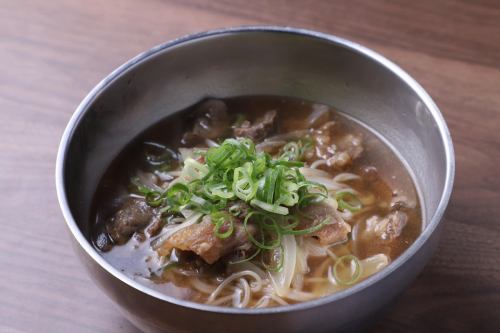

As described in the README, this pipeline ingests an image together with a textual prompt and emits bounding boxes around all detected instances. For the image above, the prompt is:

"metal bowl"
[56,27,454,333]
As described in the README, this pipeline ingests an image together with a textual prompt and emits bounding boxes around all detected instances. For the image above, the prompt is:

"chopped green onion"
[181,158,209,180]
[336,190,362,212]
[250,199,289,215]
[211,211,234,239]
[166,183,190,211]
[228,248,261,265]
[244,211,281,250]
[134,137,346,259]
[281,217,331,236]
[331,255,362,285]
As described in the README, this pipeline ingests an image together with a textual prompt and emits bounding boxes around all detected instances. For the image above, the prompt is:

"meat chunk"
[146,218,165,237]
[106,198,159,244]
[336,134,363,160]
[182,99,229,144]
[160,216,253,264]
[365,210,407,241]
[233,110,277,141]
[312,121,364,170]
[299,203,351,246]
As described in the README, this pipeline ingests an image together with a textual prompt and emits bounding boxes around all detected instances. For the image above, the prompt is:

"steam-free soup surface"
[91,96,422,307]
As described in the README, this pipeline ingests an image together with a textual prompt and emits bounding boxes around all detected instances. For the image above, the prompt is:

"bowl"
[56,26,454,333]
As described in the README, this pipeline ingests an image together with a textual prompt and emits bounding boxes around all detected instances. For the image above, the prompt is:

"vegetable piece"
[211,211,235,239]
[250,199,289,215]
[336,190,362,212]
[330,255,362,286]
[270,234,297,297]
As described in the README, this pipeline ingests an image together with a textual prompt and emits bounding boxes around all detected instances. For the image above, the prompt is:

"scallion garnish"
[331,255,362,285]
[135,137,354,271]
[335,190,362,212]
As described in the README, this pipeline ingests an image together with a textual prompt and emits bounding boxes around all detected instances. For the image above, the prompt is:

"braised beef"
[299,203,351,246]
[233,110,277,141]
[313,122,364,170]
[159,215,255,264]
[182,99,229,144]
[365,210,407,241]
[106,198,159,244]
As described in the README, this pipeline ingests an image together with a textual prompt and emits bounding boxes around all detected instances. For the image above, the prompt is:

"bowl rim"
[55,25,455,315]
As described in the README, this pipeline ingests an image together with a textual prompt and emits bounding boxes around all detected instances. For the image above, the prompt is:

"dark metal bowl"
[56,27,454,333]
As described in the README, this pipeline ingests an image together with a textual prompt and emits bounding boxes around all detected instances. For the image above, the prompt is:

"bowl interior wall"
[64,31,447,238]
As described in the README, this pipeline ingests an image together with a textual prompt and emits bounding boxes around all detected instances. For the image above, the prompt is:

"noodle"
[205,139,220,147]
[269,294,289,306]
[207,271,262,304]
[190,278,217,294]
[333,173,360,182]
[238,278,251,308]
[210,294,236,306]
[310,159,328,169]
[253,295,271,308]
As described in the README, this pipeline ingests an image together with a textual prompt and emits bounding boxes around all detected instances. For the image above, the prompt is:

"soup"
[91,96,422,308]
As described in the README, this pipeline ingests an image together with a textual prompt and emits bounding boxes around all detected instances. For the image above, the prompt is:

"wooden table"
[1,1,499,332]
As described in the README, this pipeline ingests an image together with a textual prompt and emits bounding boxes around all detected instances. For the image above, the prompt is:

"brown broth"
[91,95,422,306]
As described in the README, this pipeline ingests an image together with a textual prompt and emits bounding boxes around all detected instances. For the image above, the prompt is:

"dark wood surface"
[1,0,499,332]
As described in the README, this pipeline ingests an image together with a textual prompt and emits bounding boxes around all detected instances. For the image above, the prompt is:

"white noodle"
[351,221,360,241]
[310,159,328,169]
[255,140,286,152]
[253,296,271,308]
[325,248,338,261]
[232,288,243,308]
[306,175,346,191]
[205,139,219,147]
[333,172,360,182]
[169,217,185,224]
[304,277,328,283]
[207,271,262,304]
[327,265,338,286]
[269,294,289,306]
[291,273,304,290]
[190,278,217,294]
[284,289,318,302]
[238,278,251,308]
[229,262,267,280]
[210,294,235,306]
[166,170,182,177]
[270,235,297,297]
[292,243,309,290]
[299,167,331,178]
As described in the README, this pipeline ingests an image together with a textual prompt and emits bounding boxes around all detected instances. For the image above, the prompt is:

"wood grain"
[0,0,499,332]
